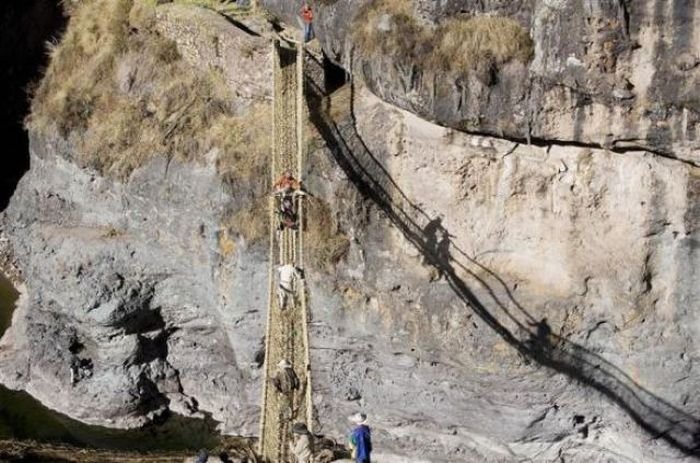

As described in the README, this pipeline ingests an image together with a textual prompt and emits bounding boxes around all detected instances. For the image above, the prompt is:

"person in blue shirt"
[348,412,372,463]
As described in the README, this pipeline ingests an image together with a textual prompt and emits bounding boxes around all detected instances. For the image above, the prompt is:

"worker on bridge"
[300,2,314,43]
[291,422,313,463]
[278,196,299,231]
[271,359,300,394]
[277,263,302,310]
[273,170,306,197]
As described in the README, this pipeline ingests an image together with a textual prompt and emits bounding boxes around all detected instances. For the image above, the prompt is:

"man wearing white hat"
[348,412,372,463]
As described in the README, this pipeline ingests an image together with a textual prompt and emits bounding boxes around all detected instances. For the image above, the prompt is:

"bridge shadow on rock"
[305,72,700,456]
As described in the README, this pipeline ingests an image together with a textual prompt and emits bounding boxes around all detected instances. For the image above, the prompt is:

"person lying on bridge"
[271,359,300,394]
[278,263,302,310]
[272,170,306,196]
[278,196,299,231]
[291,422,313,463]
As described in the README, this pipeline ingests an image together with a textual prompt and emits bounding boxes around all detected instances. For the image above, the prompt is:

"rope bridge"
[258,39,313,463]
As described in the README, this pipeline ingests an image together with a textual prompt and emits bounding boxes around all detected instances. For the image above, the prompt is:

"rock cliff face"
[0,1,699,462]
[264,0,700,165]
[0,133,265,432]
[0,0,65,209]
[0,4,274,434]
[302,82,700,461]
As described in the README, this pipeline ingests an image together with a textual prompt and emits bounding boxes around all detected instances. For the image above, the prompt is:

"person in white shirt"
[278,264,302,310]
[290,422,313,463]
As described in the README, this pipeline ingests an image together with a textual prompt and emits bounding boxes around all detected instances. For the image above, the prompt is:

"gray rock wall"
[305,86,700,461]
[0,132,267,433]
[0,2,698,462]
[263,0,700,165]
[0,0,66,209]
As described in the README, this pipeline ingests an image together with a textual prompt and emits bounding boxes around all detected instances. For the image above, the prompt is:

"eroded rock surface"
[307,86,699,461]
[263,0,700,165]
[0,133,266,432]
[0,2,699,462]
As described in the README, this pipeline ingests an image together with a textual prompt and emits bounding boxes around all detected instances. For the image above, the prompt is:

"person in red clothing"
[301,2,314,43]
[272,170,303,196]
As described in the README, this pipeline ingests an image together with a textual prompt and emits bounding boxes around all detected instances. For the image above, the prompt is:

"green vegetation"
[353,0,533,78]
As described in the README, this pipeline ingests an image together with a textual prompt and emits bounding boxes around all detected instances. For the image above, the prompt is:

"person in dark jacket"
[271,359,300,394]
[278,195,299,231]
[195,449,208,463]
[348,413,372,463]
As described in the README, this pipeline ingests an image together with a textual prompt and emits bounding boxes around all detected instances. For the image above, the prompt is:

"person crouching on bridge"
[278,196,299,231]
[348,413,372,463]
[271,359,300,394]
[278,263,302,310]
[291,422,313,463]
[272,170,306,197]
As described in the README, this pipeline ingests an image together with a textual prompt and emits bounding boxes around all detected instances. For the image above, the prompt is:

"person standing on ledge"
[301,2,314,43]
[348,412,372,463]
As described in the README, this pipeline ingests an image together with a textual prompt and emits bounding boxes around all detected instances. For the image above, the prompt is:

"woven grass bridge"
[257,38,314,463]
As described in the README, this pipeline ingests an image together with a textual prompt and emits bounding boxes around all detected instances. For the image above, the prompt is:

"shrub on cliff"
[28,0,267,179]
[29,0,349,265]
[170,0,245,15]
[353,0,533,79]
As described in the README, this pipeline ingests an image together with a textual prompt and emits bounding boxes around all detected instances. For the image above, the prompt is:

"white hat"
[349,412,368,425]
[278,359,291,368]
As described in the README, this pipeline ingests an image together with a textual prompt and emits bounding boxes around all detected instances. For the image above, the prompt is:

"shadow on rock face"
[0,1,67,211]
[306,67,700,456]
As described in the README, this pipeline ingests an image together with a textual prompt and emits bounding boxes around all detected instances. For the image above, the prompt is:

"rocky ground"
[0,437,257,463]
[0,1,698,462]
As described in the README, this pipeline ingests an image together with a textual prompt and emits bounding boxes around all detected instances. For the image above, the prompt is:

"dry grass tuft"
[172,0,245,16]
[353,0,429,63]
[227,196,271,245]
[218,229,237,257]
[29,0,264,179]
[431,16,534,73]
[305,197,350,270]
[353,0,533,77]
[211,104,271,182]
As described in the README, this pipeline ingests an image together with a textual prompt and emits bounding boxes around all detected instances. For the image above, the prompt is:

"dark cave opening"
[323,53,348,94]
[0,1,67,211]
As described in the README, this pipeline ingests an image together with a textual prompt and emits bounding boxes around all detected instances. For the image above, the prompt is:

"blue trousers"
[303,23,314,42]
